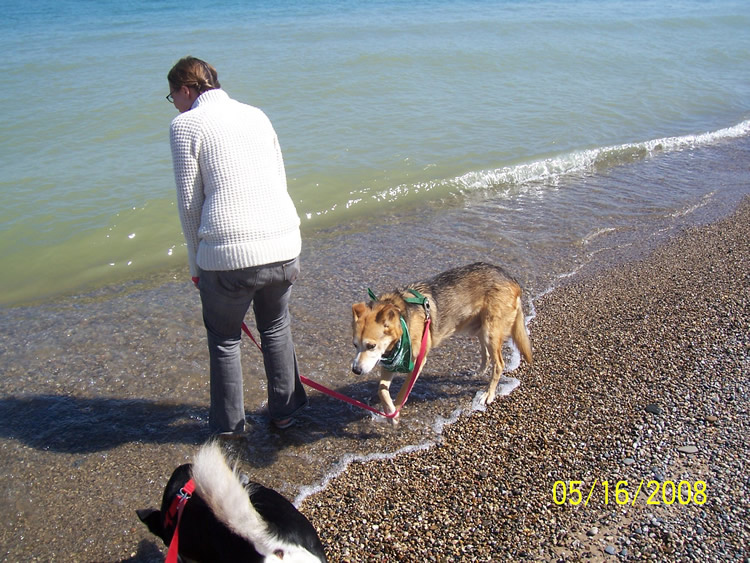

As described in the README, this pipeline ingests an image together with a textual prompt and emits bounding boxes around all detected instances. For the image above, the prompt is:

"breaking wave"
[369,119,750,203]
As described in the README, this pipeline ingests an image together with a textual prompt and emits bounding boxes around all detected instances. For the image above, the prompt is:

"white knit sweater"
[170,89,301,277]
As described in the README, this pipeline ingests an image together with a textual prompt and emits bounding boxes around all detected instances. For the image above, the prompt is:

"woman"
[167,56,307,433]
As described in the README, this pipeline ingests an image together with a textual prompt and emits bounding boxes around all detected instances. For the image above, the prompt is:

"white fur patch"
[190,442,324,562]
[351,349,384,375]
[191,442,277,553]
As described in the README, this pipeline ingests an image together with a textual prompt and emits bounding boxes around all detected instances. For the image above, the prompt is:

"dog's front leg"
[391,362,425,414]
[378,370,398,422]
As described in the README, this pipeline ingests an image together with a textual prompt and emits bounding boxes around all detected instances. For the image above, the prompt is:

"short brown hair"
[167,56,221,93]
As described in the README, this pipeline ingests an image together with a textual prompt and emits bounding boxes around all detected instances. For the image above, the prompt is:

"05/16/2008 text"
[552,479,707,507]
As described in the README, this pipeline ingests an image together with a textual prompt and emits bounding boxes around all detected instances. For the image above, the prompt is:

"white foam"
[671,191,716,218]
[495,376,521,396]
[432,407,464,433]
[294,441,434,506]
[366,119,750,206]
[582,227,616,245]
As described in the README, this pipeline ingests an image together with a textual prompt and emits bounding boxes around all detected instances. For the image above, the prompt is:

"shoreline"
[300,198,749,561]
[0,196,746,561]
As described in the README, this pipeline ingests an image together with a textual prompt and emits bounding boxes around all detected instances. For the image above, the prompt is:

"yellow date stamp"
[552,479,707,506]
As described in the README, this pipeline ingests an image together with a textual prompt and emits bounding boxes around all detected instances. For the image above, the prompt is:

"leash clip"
[422,298,431,320]
[177,487,192,502]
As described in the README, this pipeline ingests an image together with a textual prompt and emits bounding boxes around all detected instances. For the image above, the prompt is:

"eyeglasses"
[166,89,177,103]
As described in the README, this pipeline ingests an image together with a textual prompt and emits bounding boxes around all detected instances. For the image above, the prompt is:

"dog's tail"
[511,295,533,364]
[191,442,326,562]
[191,442,278,552]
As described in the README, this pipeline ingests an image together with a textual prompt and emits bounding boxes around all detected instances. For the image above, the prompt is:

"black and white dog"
[137,442,326,562]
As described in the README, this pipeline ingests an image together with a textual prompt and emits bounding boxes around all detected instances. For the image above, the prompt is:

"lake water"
[2,0,748,306]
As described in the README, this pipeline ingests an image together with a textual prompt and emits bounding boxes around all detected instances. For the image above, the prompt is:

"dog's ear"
[352,302,368,322]
[136,508,164,538]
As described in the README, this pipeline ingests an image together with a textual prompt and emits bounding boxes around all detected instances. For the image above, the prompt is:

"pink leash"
[165,478,195,563]
[241,320,430,419]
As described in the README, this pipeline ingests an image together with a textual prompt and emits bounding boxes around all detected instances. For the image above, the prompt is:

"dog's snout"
[352,364,362,375]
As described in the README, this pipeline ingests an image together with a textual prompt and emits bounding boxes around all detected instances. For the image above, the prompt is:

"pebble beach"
[300,198,749,562]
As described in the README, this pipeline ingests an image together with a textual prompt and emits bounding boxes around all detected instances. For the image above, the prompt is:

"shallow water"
[3,0,749,305]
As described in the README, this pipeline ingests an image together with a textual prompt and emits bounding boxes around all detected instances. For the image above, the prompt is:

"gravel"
[300,198,749,562]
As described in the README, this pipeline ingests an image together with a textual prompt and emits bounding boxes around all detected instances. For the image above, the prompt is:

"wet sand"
[1,197,747,562]
[300,198,749,561]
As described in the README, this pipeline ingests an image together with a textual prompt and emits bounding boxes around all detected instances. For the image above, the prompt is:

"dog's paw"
[385,409,400,425]
[378,401,400,424]
[480,391,496,406]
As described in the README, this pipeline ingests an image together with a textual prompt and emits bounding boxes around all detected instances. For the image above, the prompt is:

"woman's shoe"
[272,417,294,429]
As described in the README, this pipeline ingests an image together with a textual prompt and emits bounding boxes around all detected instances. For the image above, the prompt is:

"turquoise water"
[2,0,749,306]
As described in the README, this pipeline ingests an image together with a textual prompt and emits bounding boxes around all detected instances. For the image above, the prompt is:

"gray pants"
[198,256,307,433]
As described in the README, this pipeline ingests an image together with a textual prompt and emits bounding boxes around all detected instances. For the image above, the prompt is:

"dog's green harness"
[367,288,430,374]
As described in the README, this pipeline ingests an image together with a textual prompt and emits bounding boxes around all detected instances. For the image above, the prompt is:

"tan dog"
[351,262,532,419]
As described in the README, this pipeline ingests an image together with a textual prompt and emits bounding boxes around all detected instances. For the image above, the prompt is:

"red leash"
[241,320,430,419]
[165,478,195,563]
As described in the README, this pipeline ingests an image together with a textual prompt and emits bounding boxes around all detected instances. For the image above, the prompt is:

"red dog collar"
[165,478,195,563]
